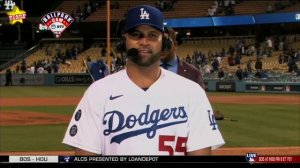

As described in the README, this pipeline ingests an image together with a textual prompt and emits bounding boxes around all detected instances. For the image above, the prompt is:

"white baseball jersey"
[63,69,225,155]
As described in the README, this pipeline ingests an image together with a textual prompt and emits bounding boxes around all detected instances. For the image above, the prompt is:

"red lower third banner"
[254,156,300,163]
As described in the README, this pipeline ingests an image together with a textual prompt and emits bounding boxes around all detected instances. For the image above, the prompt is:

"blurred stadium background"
[0,0,299,154]
[0,0,299,85]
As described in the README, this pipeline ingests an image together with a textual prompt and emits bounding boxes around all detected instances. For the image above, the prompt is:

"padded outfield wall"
[0,74,299,94]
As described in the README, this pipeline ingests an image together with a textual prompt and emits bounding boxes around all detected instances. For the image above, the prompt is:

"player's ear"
[116,34,126,53]
[173,40,178,47]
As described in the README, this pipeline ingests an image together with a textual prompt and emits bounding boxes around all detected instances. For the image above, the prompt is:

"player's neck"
[126,63,161,89]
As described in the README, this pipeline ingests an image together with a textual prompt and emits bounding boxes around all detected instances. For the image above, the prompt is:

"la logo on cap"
[140,8,149,20]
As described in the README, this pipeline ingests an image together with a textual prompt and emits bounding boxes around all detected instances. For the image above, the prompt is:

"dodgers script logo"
[140,8,149,20]
[103,104,188,144]
[41,11,74,38]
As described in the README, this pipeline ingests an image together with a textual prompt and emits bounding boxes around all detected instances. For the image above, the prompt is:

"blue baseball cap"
[124,5,164,33]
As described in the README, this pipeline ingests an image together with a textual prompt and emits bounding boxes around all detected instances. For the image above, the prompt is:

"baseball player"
[63,5,225,155]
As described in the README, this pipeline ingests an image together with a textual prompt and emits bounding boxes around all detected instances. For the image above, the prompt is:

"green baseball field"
[0,86,299,155]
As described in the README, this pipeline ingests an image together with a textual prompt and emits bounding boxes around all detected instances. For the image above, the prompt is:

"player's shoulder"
[163,69,206,96]
[163,69,199,87]
[87,70,126,91]
[96,70,125,83]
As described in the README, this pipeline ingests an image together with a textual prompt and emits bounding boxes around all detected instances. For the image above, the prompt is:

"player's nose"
[138,37,150,46]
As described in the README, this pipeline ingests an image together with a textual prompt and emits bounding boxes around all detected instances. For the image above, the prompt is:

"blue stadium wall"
[0,74,299,94]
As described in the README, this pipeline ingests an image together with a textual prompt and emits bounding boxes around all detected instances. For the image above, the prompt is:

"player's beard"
[130,50,161,67]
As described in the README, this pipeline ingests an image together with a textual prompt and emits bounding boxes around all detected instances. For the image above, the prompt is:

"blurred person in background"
[160,26,205,89]
[5,68,13,86]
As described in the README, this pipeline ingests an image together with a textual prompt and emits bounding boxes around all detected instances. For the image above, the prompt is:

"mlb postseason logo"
[245,153,257,164]
[41,11,74,38]
[59,156,74,163]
